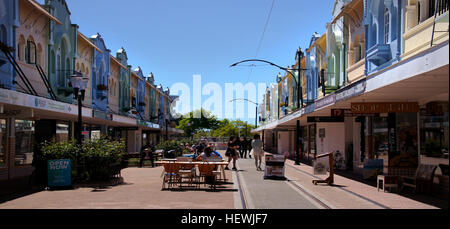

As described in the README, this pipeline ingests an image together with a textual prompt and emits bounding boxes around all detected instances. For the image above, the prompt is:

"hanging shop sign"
[47,159,71,187]
[335,79,366,103]
[307,116,345,123]
[351,102,419,114]
[315,94,336,110]
[331,109,353,117]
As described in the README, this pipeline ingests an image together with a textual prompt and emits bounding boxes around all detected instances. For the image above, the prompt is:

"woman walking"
[225,136,239,171]
[251,134,264,171]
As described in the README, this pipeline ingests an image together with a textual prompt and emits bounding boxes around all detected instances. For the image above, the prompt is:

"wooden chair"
[177,157,196,188]
[197,163,221,189]
[205,158,224,181]
[400,164,437,194]
[162,163,181,190]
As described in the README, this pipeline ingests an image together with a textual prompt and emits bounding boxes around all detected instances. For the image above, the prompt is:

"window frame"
[384,8,390,44]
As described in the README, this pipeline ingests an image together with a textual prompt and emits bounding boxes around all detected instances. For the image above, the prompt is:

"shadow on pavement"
[0,186,44,204]
[334,169,448,209]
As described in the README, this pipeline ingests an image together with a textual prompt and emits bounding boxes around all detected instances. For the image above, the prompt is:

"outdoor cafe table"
[156,161,230,182]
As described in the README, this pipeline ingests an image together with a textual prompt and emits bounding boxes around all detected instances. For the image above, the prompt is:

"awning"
[78,32,103,53]
[25,0,62,25]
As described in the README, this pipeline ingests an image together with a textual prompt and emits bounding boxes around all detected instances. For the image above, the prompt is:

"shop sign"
[307,116,345,123]
[315,94,336,110]
[93,110,112,120]
[137,120,160,129]
[335,80,366,102]
[47,159,71,187]
[351,102,419,114]
[331,109,352,117]
[319,128,325,138]
[28,97,69,113]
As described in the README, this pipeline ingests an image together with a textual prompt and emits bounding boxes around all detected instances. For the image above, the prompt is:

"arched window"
[26,36,36,64]
[384,8,390,44]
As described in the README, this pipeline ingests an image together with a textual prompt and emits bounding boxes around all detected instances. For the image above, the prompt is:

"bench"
[377,167,416,193]
[400,164,437,194]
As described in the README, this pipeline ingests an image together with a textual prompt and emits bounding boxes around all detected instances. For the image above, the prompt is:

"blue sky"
[38,0,334,124]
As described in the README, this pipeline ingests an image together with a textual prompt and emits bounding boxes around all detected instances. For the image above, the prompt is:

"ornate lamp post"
[70,72,89,145]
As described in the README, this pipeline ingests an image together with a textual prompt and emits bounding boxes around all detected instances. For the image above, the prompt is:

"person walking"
[251,135,264,171]
[247,137,252,159]
[225,136,239,171]
[241,137,249,159]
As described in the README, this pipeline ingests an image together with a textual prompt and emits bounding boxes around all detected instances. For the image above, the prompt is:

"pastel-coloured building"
[90,33,111,113]
[44,0,78,104]
[15,0,61,98]
[364,0,402,75]
[116,47,131,116]
[403,0,449,60]
[76,32,100,108]
[109,55,125,115]
[326,0,351,91]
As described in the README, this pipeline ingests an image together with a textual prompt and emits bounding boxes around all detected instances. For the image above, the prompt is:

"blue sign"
[48,159,72,187]
[364,159,384,170]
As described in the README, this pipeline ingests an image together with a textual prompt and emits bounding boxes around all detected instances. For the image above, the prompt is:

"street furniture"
[312,152,334,185]
[162,163,182,190]
[400,164,437,194]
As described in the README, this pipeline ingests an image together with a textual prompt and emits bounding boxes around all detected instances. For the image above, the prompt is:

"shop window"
[0,119,7,168]
[420,102,449,164]
[14,120,34,166]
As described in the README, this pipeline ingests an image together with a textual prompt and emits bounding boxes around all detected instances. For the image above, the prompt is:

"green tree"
[176,109,220,139]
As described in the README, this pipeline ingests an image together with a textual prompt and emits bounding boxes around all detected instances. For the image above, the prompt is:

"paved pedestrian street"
[0,151,446,209]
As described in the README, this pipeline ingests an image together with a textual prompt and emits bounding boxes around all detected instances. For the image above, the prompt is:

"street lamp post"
[229,98,259,127]
[230,47,306,165]
[70,72,89,178]
[70,72,89,145]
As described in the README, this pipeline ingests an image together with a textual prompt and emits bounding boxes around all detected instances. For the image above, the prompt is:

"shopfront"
[419,101,449,167]
[351,102,420,174]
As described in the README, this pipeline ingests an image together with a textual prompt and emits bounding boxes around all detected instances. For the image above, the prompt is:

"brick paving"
[0,150,446,209]
[0,166,235,209]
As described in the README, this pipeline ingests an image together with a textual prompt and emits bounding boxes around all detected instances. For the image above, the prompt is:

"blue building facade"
[90,33,111,112]
[364,0,402,75]
[306,33,321,102]
[0,0,19,90]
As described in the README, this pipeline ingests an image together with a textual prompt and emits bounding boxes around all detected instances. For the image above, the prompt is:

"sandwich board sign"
[48,159,71,187]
